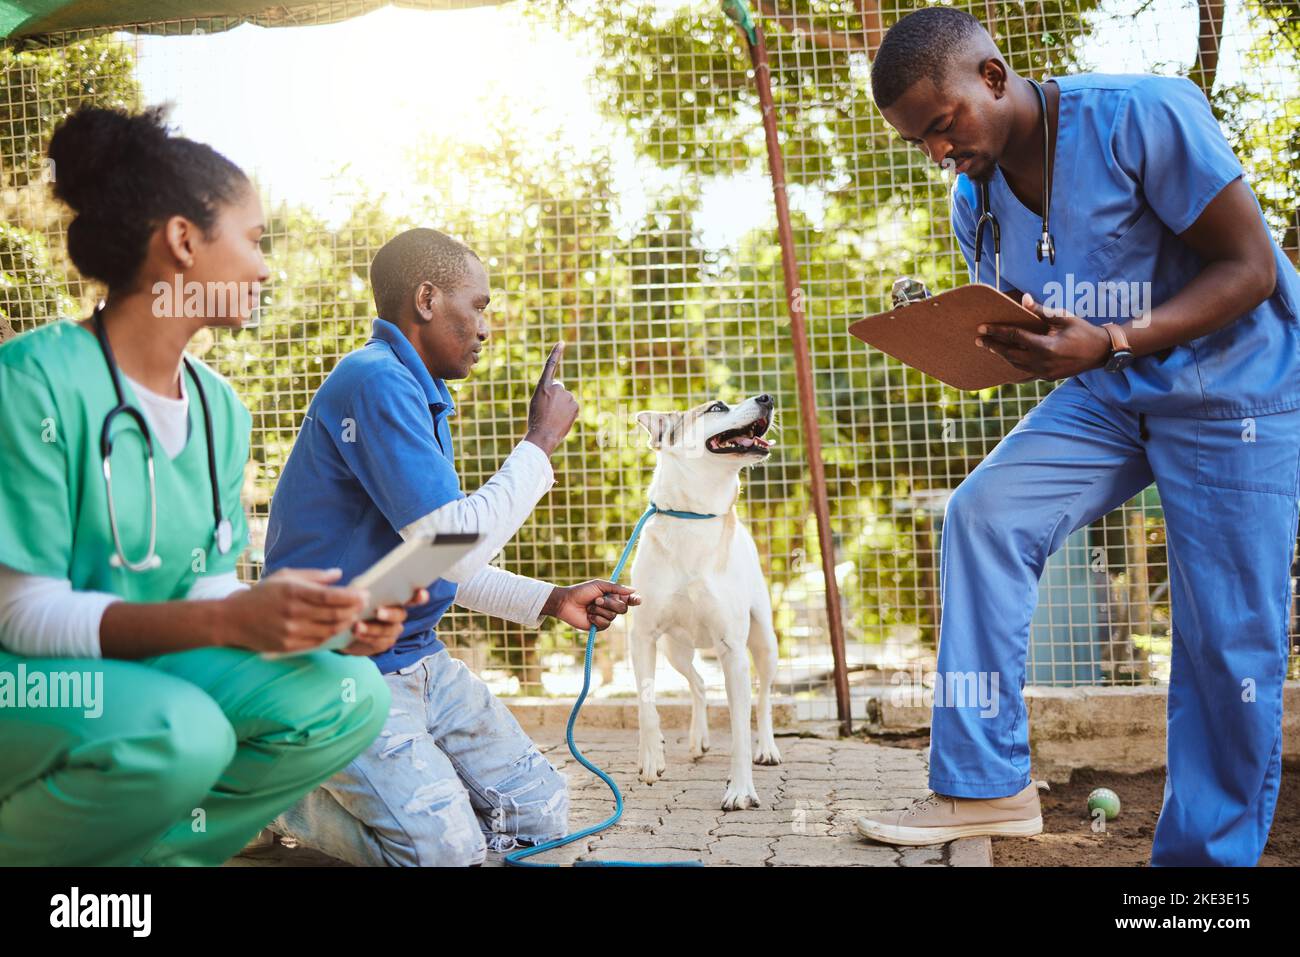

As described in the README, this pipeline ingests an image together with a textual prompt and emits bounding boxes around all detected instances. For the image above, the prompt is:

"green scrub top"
[0,320,250,604]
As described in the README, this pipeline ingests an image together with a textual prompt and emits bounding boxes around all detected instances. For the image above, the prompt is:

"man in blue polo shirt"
[263,228,640,866]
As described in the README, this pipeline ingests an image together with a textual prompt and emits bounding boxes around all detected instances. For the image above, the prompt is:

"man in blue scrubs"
[856,8,1300,865]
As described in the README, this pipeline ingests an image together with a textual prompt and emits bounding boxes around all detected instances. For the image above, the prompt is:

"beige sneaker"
[855,780,1048,846]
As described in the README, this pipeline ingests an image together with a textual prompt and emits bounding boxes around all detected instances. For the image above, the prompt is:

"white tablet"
[264,532,481,657]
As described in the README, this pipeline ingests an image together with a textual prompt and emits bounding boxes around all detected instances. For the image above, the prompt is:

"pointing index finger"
[537,341,564,389]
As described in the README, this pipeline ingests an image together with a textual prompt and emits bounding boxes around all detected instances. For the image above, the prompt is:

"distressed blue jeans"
[270,648,569,866]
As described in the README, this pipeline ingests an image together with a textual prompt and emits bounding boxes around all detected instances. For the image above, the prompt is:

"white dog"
[629,393,782,810]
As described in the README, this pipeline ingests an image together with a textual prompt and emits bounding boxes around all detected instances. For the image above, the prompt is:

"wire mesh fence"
[2,0,1297,719]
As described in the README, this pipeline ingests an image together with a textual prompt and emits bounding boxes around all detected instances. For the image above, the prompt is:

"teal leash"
[504,501,717,867]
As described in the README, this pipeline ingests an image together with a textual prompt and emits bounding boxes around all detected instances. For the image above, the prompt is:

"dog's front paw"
[638,738,666,784]
[753,740,782,765]
[721,781,761,811]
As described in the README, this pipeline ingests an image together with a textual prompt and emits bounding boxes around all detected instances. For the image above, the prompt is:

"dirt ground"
[871,730,1300,866]
[991,761,1300,867]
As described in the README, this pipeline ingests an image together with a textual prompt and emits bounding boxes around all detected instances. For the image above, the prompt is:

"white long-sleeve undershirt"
[399,438,558,623]
[0,433,560,657]
[0,567,246,658]
[124,369,189,457]
[453,563,554,628]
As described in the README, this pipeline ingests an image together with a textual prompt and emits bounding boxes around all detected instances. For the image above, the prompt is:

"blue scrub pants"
[930,378,1300,866]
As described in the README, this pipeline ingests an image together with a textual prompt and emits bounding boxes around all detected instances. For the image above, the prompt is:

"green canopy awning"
[1,1,506,43]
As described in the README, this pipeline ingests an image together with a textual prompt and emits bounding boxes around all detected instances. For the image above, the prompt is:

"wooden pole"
[746,23,853,735]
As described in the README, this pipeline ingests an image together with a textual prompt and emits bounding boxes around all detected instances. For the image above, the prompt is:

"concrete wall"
[507,697,798,730]
[877,681,1300,784]
[508,681,1300,786]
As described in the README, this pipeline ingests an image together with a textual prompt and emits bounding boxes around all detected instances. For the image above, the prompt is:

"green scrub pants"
[0,646,390,866]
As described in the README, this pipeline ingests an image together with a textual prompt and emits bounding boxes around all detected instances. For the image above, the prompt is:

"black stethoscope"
[93,302,232,572]
[972,77,1057,289]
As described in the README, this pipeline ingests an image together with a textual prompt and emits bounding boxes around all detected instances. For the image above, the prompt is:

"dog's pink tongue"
[737,436,754,447]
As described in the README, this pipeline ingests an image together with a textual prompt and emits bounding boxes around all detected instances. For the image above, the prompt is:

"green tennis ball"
[1088,787,1121,821]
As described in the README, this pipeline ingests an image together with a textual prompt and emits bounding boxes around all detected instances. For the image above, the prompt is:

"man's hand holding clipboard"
[973,292,1117,381]
[849,283,1052,390]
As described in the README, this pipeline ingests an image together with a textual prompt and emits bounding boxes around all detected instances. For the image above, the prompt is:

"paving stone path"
[230,726,989,867]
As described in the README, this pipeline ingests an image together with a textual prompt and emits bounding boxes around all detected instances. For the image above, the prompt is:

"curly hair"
[47,105,250,290]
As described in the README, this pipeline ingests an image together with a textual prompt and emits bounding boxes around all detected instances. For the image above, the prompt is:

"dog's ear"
[634,410,682,449]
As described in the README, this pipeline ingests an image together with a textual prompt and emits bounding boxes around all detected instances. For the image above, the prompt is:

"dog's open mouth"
[706,416,772,455]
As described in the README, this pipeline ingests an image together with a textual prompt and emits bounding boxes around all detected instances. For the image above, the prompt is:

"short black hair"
[870,8,990,110]
[47,105,249,290]
[369,227,479,322]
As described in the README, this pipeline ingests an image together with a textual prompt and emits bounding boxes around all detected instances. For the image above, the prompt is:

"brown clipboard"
[848,283,1049,391]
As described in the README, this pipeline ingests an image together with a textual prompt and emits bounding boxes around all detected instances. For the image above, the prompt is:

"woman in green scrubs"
[0,106,413,866]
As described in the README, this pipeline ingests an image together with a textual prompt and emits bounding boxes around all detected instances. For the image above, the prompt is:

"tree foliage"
[3,2,1296,684]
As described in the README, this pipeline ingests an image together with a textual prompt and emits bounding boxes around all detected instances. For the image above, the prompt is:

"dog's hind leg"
[631,620,666,784]
[748,609,782,767]
[664,637,709,759]
[718,641,760,810]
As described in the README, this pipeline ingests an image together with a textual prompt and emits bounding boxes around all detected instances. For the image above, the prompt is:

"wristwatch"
[1101,322,1135,373]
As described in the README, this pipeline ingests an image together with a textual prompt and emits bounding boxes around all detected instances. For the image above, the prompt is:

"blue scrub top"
[951,73,1300,417]
[264,317,463,673]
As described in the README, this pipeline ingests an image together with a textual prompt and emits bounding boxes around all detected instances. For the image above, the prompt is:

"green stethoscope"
[93,302,232,572]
